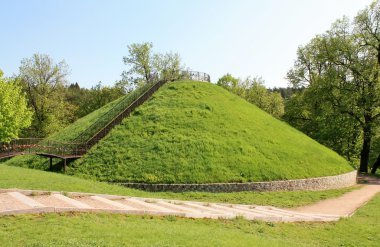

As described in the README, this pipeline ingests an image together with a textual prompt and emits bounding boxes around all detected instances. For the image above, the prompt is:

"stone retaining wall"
[117,171,357,192]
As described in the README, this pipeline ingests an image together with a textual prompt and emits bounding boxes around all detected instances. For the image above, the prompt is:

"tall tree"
[283,89,362,163]
[0,70,32,142]
[287,1,380,173]
[19,54,73,137]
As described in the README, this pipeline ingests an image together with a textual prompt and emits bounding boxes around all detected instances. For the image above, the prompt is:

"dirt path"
[294,184,380,216]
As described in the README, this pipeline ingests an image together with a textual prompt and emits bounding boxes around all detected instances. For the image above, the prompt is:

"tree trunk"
[359,120,372,173]
[371,154,380,174]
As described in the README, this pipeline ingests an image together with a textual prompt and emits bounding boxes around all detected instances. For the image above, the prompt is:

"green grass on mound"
[0,164,357,208]
[71,81,352,183]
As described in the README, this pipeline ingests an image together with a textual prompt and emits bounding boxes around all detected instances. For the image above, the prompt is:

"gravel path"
[294,184,380,216]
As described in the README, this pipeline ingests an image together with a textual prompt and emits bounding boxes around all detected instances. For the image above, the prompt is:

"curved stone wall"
[117,171,357,192]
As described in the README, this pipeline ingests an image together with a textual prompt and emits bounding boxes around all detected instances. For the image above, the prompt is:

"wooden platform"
[0,152,25,160]
[0,152,82,160]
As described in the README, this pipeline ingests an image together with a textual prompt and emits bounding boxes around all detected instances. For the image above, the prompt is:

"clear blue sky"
[0,0,373,88]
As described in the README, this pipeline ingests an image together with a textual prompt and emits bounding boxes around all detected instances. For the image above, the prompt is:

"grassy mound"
[71,81,352,183]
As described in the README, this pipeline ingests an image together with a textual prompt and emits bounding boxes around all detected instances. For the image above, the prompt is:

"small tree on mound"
[120,42,184,91]
[0,70,32,142]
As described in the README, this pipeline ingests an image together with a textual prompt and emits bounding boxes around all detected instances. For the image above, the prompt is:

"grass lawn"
[0,193,379,246]
[0,164,358,208]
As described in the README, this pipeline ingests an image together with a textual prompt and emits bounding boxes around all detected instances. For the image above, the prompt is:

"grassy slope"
[0,192,379,246]
[0,164,357,208]
[73,81,352,183]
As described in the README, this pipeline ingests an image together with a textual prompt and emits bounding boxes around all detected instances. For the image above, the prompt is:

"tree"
[271,87,302,100]
[121,42,185,90]
[217,74,285,118]
[0,70,32,142]
[153,51,183,81]
[217,73,239,90]
[370,122,380,173]
[287,1,380,173]
[122,42,154,87]
[19,54,74,137]
[283,89,362,163]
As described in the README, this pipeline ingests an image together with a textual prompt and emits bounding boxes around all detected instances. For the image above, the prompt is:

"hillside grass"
[0,164,357,208]
[72,81,352,183]
[0,191,379,246]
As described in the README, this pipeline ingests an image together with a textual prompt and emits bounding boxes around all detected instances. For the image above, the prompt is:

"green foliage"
[18,54,74,137]
[284,90,362,165]
[217,73,239,89]
[65,82,124,120]
[121,42,184,91]
[217,74,284,118]
[122,42,154,86]
[0,70,32,142]
[71,81,351,183]
[154,51,183,81]
[286,1,380,173]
